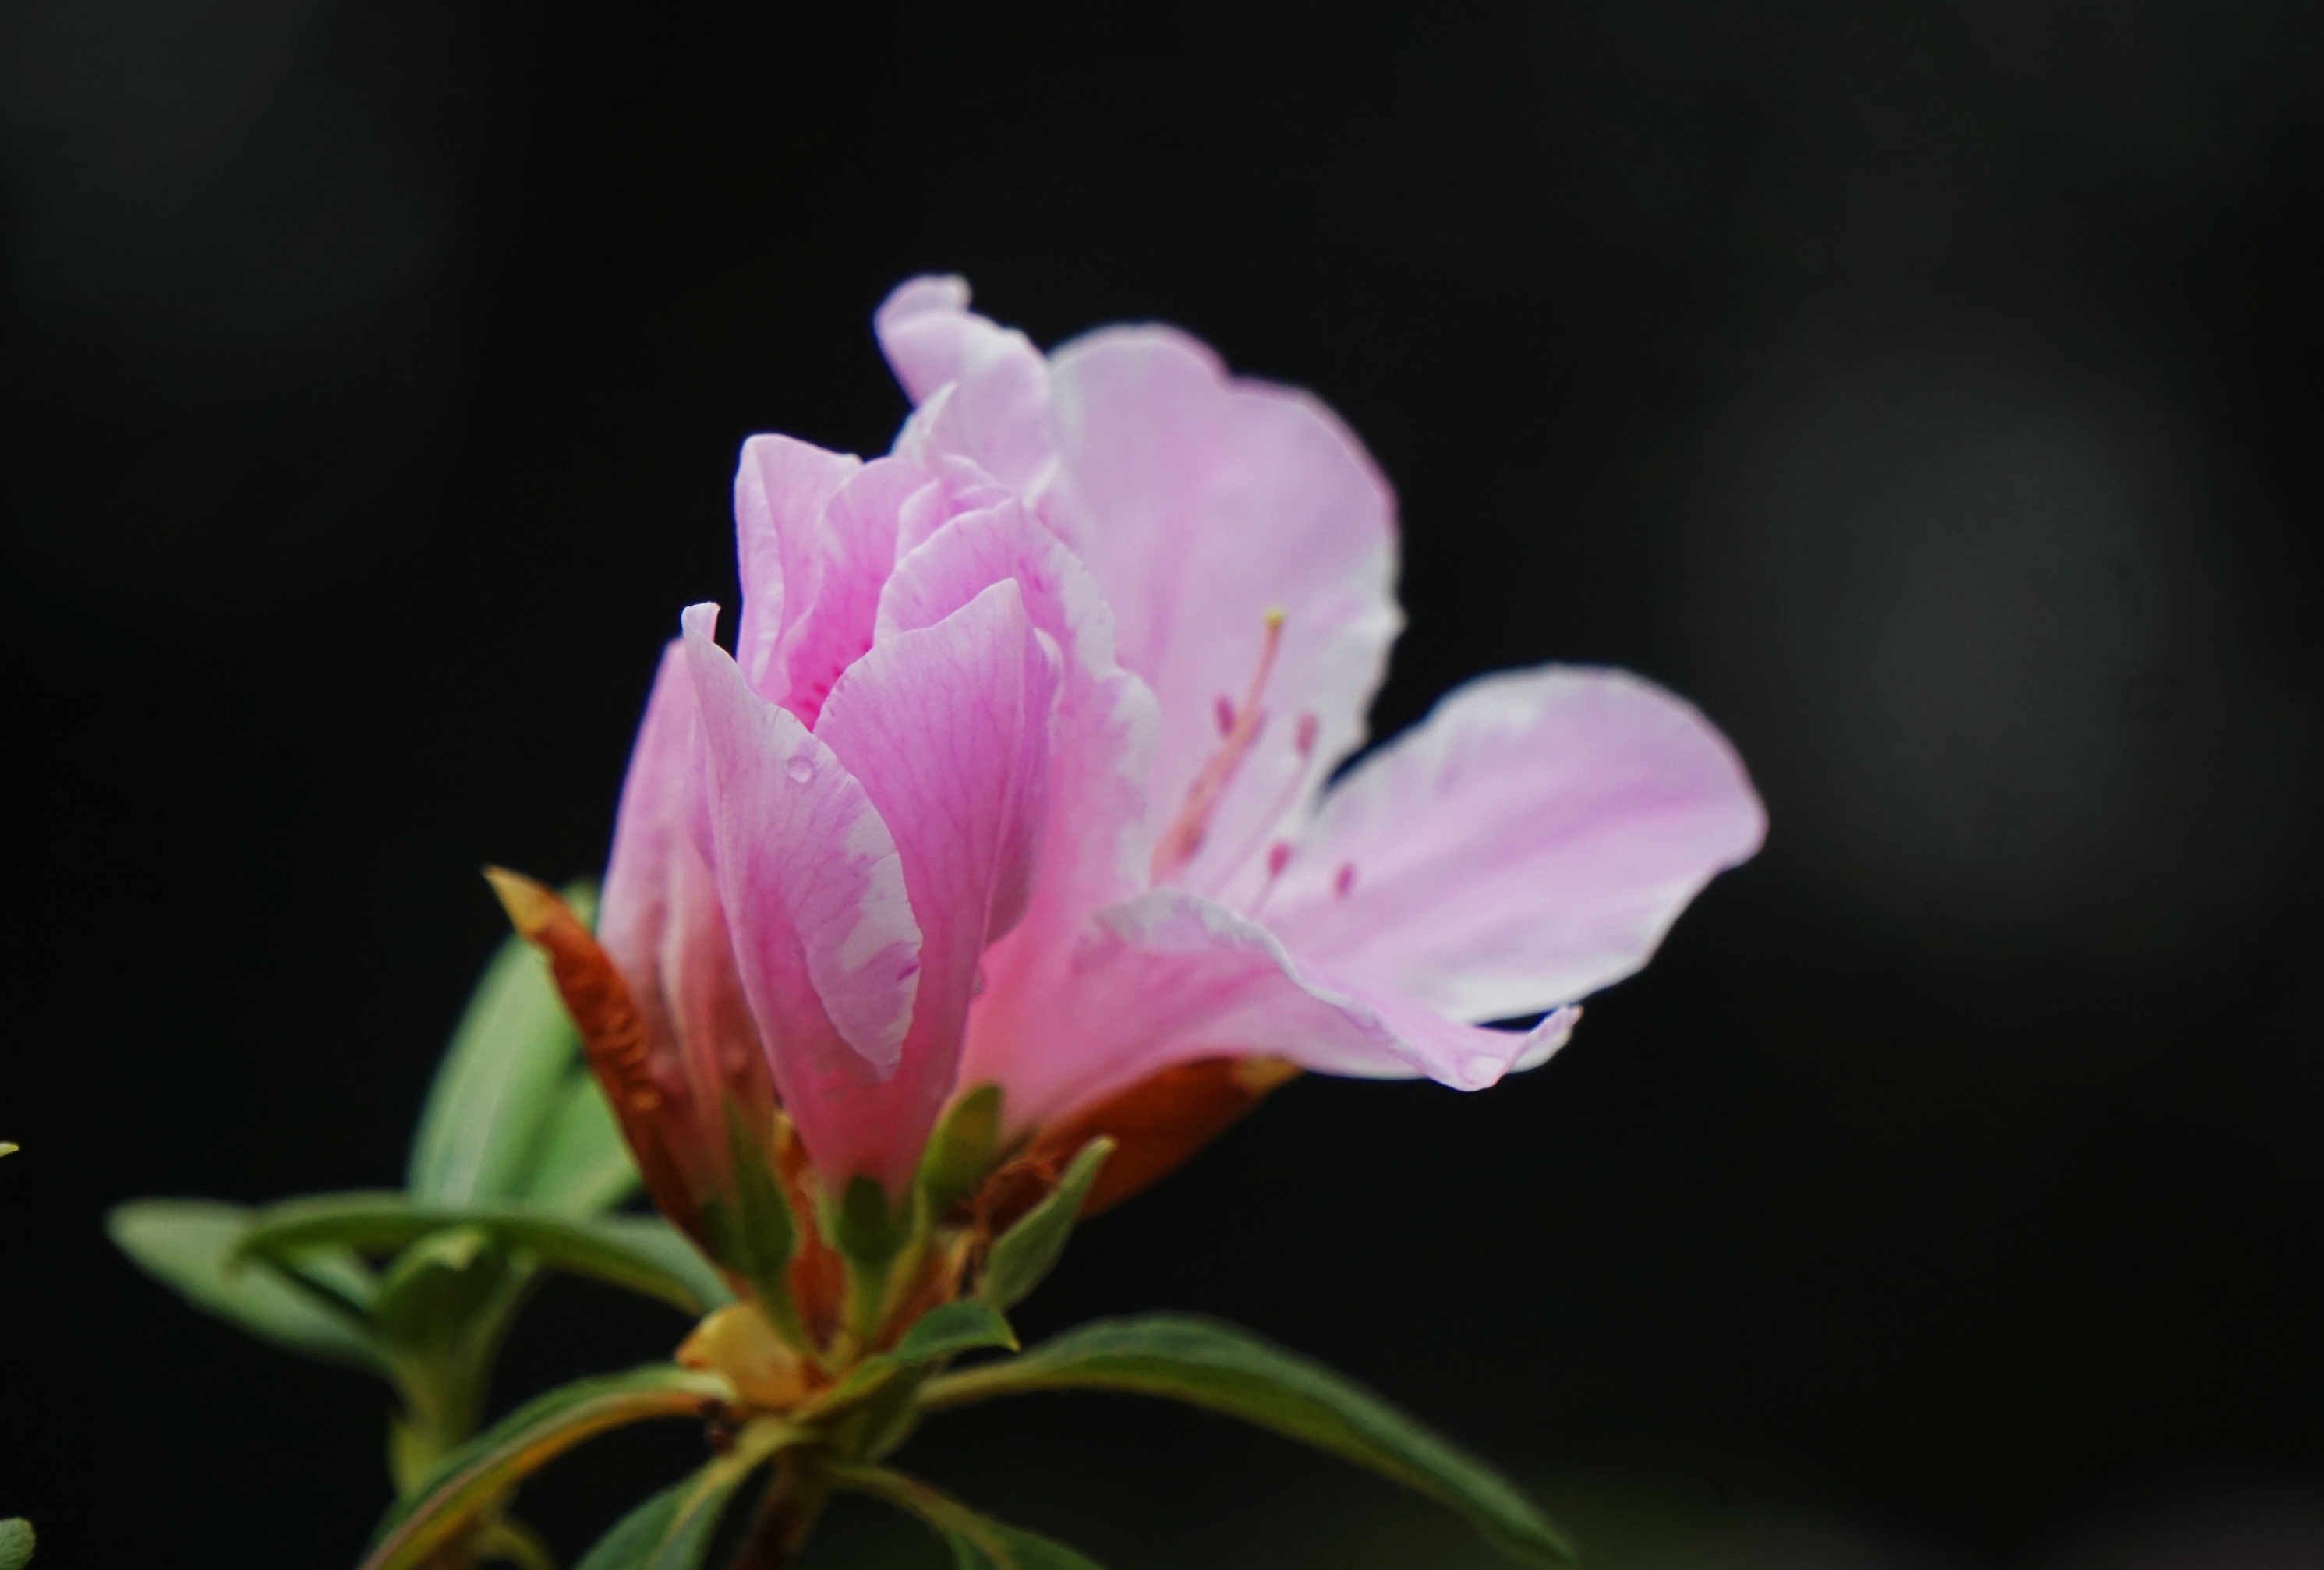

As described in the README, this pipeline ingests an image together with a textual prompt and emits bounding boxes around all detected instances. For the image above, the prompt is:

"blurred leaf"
[916,1084,1002,1222]
[373,1227,527,1361]
[890,1300,1017,1362]
[919,1314,1573,1566]
[359,1364,734,1570]
[242,1193,727,1317]
[470,1517,557,1570]
[0,1518,33,1570]
[583,1214,735,1314]
[976,1138,1112,1314]
[572,1485,684,1570]
[571,1409,798,1570]
[408,882,600,1210]
[825,1463,1104,1570]
[108,1199,383,1373]
[523,1071,639,1215]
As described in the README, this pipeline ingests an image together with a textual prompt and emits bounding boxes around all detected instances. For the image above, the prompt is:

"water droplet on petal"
[969,966,987,996]
[785,755,815,784]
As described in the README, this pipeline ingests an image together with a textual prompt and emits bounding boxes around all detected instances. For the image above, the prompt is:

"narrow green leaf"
[890,1300,1017,1362]
[824,1463,1105,1570]
[915,1084,1003,1222]
[944,1520,1107,1570]
[360,1364,733,1570]
[0,1517,34,1570]
[975,1138,1112,1313]
[522,1071,640,1215]
[570,1415,801,1570]
[918,1314,1574,1566]
[572,1487,684,1570]
[409,882,600,1208]
[469,1516,557,1570]
[107,1200,383,1372]
[240,1193,725,1317]
[584,1214,736,1314]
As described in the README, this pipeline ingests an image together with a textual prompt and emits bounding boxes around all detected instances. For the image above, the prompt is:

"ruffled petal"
[878,277,1055,494]
[734,434,861,701]
[875,504,1164,1109]
[1266,666,1765,1023]
[775,455,932,727]
[995,889,1567,1137]
[1042,327,1401,904]
[813,579,1056,1188]
[679,603,925,1183]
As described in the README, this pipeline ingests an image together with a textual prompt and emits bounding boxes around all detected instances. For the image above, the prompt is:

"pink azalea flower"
[543,277,1764,1227]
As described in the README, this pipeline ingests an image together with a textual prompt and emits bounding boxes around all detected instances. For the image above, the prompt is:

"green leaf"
[359,1364,734,1570]
[409,889,595,1208]
[572,1487,684,1570]
[918,1314,1574,1566]
[107,1199,383,1373]
[522,1071,640,1215]
[975,1138,1112,1314]
[890,1300,1017,1362]
[943,1521,1107,1570]
[570,1416,799,1570]
[240,1193,727,1317]
[915,1084,1002,1222]
[824,1464,1104,1570]
[583,1214,736,1314]
[0,1517,34,1570]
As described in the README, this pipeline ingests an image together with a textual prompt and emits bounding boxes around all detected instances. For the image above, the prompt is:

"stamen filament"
[1151,609,1285,884]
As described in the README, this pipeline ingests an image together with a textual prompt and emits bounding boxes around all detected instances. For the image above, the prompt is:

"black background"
[5,2,2322,1566]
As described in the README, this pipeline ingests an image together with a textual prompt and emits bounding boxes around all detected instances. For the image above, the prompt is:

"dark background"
[5,2,2322,1565]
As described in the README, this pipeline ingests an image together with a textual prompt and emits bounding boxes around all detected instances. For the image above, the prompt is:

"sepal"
[692,1105,810,1349]
[977,1137,1112,1313]
[915,1084,1003,1225]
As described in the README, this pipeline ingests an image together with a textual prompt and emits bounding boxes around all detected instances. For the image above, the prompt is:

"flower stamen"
[1151,609,1285,884]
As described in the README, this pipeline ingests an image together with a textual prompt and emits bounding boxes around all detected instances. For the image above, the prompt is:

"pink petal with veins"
[812,580,1056,1188]
[1269,666,1765,1024]
[680,603,925,1186]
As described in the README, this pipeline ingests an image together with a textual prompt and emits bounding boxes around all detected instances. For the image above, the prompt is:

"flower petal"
[812,578,1057,1187]
[1266,666,1766,1023]
[875,504,1165,1109]
[878,277,1054,494]
[1042,327,1402,903]
[776,455,932,726]
[679,603,925,1182]
[734,434,861,701]
[995,889,1568,1137]
[591,647,770,1225]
